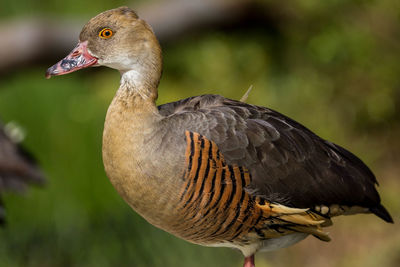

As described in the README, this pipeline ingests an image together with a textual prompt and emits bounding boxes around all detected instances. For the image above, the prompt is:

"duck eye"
[99,28,113,39]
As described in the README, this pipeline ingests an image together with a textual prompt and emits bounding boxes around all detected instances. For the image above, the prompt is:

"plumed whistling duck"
[46,7,393,267]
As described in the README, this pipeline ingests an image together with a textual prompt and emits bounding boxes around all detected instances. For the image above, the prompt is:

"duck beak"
[45,41,98,79]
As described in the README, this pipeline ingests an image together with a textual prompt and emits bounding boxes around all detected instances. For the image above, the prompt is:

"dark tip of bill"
[45,66,56,79]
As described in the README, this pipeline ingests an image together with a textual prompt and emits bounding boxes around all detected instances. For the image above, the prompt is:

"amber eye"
[99,28,113,39]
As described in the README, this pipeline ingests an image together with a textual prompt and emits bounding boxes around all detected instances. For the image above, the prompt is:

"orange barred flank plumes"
[171,131,330,246]
[173,131,255,244]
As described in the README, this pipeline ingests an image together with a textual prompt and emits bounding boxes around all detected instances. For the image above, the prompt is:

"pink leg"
[243,255,255,267]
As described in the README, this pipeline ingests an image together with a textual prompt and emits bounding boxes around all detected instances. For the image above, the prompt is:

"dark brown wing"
[0,121,45,224]
[159,94,393,223]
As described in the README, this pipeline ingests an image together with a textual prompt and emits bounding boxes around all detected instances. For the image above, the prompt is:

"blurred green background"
[0,0,399,266]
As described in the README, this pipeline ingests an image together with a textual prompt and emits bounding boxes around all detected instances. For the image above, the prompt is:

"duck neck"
[118,68,159,104]
[115,36,163,109]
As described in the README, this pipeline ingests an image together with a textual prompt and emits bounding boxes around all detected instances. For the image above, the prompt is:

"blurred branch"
[0,0,286,74]
[0,18,83,74]
[139,0,253,41]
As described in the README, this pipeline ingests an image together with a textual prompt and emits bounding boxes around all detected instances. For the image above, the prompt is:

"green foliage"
[0,0,146,18]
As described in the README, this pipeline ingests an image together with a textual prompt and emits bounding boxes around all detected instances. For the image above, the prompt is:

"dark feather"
[0,121,45,224]
[159,94,393,223]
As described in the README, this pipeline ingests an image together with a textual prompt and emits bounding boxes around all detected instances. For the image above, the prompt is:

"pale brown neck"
[115,73,159,115]
[116,34,162,105]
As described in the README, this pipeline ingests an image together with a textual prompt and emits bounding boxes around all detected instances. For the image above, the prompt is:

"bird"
[0,121,44,224]
[45,6,393,267]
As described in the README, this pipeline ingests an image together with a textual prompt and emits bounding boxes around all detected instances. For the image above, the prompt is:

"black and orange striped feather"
[170,131,332,246]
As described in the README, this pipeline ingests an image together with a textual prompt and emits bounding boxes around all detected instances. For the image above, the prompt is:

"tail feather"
[370,204,394,223]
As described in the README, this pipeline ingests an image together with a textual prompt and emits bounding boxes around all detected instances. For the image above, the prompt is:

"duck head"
[46,6,162,81]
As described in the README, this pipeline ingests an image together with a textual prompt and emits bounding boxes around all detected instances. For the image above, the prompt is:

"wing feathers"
[158,94,392,222]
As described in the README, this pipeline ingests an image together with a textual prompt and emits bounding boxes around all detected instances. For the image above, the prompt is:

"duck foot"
[243,255,255,267]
